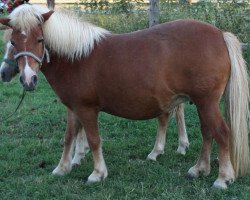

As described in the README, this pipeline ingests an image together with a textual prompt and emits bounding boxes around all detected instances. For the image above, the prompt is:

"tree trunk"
[149,0,159,27]
[47,0,55,10]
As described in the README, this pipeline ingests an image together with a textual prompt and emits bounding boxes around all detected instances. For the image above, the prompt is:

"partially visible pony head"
[9,4,49,33]
[0,40,19,82]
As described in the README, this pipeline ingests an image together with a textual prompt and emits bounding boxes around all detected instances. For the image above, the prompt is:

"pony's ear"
[42,11,54,23]
[0,18,11,28]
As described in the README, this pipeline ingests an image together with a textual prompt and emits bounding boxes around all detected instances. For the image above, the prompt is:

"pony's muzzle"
[20,74,38,91]
[1,68,12,82]
[0,70,5,81]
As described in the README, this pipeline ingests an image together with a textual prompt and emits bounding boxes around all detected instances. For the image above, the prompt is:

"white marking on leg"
[213,156,235,189]
[147,118,167,161]
[176,104,189,155]
[187,160,210,178]
[187,139,211,178]
[87,145,107,183]
[72,128,90,166]
[52,138,75,176]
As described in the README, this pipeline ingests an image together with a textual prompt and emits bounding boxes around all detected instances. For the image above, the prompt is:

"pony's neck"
[40,52,93,109]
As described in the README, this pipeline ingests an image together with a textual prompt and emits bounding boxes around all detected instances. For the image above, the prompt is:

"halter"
[2,58,18,69]
[14,45,50,67]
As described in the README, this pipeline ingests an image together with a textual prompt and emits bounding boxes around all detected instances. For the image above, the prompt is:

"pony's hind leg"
[175,103,189,155]
[52,109,81,176]
[147,113,169,161]
[187,100,235,189]
[72,128,90,166]
[147,103,189,161]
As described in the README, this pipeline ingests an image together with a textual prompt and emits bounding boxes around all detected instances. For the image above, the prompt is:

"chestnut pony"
[0,30,190,161]
[0,5,249,189]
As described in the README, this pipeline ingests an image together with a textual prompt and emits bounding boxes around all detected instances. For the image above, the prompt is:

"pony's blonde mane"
[9,4,110,60]
[3,29,12,43]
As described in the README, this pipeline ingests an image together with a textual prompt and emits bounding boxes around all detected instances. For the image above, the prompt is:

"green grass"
[0,2,250,199]
[0,76,249,199]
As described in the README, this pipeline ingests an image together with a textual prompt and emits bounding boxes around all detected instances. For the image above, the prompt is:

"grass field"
[1,77,249,199]
[0,2,250,199]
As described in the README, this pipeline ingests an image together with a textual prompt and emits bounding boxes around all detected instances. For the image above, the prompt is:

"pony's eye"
[38,38,44,43]
[10,41,15,46]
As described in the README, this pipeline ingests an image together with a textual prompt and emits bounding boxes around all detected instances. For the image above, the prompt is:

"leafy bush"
[160,1,249,42]
[79,0,144,13]
[76,1,249,39]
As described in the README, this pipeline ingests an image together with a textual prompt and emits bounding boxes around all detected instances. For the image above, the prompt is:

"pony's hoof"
[213,180,227,189]
[71,157,82,167]
[187,166,199,178]
[86,178,99,184]
[187,164,210,179]
[72,151,88,166]
[146,153,157,161]
[86,170,107,184]
[213,178,233,190]
[176,146,187,155]
[147,150,164,161]
[177,142,189,155]
[52,165,71,176]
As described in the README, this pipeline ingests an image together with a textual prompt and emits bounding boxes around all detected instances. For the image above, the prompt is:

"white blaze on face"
[23,56,36,85]
[21,31,36,85]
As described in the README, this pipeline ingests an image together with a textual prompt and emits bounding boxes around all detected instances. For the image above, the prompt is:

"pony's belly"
[100,95,188,120]
[102,108,162,120]
[101,100,163,120]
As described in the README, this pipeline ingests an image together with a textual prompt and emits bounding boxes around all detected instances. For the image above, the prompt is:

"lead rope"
[1,45,50,123]
[0,89,26,124]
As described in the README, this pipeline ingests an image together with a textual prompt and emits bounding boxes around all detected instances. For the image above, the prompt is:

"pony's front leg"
[147,113,169,161]
[175,103,189,155]
[76,108,107,183]
[71,128,90,166]
[52,109,80,176]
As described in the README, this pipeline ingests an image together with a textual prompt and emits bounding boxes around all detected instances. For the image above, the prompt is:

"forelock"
[3,29,12,43]
[9,4,49,32]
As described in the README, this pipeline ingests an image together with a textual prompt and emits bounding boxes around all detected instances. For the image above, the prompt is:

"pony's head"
[0,41,19,82]
[0,4,109,90]
[0,5,53,91]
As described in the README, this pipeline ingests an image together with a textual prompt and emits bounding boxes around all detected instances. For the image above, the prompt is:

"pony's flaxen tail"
[223,32,249,178]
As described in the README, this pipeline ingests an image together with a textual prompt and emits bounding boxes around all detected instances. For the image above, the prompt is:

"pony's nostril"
[19,76,24,85]
[31,75,38,85]
[1,71,5,80]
